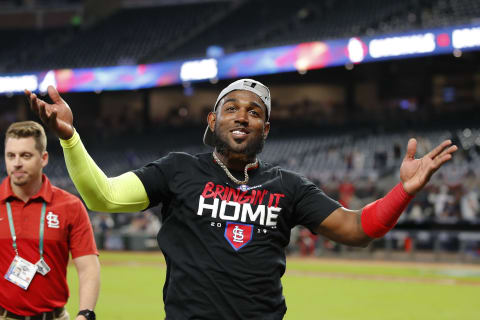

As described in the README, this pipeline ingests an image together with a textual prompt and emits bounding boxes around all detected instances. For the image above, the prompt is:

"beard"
[212,124,265,158]
[11,178,28,186]
[10,173,29,186]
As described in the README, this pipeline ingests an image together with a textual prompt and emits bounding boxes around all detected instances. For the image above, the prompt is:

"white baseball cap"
[203,78,271,147]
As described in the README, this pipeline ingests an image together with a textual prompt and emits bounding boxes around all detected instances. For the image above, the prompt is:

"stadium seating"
[2,0,480,72]
[167,0,480,60]
[0,27,77,73]
[3,2,230,72]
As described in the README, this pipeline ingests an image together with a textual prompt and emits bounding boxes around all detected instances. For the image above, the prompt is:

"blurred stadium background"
[1,0,480,318]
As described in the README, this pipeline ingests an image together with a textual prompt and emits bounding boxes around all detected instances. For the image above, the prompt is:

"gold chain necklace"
[212,152,258,185]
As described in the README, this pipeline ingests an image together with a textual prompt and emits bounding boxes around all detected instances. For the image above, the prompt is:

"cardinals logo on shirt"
[224,222,253,251]
[46,212,60,228]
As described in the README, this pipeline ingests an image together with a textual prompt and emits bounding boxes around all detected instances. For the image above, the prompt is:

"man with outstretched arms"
[0,121,99,320]
[26,80,457,320]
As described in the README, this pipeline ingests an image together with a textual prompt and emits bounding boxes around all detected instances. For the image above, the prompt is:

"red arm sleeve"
[361,183,414,238]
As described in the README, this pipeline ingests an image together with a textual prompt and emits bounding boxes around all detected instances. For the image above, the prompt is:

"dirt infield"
[285,268,480,286]
[285,257,480,286]
[97,250,480,269]
[288,256,480,270]
[95,251,480,286]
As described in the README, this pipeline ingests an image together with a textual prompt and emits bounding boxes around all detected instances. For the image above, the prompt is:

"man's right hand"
[25,85,74,140]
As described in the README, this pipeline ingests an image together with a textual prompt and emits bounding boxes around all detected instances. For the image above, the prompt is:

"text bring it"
[197,182,285,226]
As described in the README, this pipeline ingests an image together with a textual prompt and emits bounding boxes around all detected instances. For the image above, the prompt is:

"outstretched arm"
[60,131,150,211]
[315,138,457,247]
[25,86,150,212]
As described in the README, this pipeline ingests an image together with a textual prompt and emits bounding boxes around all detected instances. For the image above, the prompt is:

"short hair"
[5,121,47,153]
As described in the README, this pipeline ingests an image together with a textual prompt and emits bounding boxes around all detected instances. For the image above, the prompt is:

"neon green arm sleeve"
[59,131,150,212]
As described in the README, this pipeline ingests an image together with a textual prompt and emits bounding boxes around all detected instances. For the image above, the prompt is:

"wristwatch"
[77,309,96,320]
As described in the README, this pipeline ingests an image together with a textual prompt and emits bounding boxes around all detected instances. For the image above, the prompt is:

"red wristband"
[361,183,414,238]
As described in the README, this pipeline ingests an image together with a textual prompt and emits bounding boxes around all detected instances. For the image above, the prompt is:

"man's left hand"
[400,138,457,195]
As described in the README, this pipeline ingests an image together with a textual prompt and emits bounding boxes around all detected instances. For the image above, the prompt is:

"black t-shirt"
[133,152,340,320]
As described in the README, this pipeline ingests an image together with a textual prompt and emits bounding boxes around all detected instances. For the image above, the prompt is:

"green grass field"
[66,251,480,319]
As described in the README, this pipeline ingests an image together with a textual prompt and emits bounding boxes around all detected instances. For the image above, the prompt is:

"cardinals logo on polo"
[224,222,253,251]
[46,212,60,228]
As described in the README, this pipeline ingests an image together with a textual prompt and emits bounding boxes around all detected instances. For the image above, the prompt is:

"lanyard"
[6,202,47,258]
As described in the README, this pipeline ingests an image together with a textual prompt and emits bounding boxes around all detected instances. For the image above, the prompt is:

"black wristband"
[77,309,96,320]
